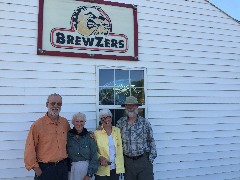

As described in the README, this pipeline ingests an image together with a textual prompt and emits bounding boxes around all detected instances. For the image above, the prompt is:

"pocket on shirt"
[135,128,144,140]
[81,144,90,157]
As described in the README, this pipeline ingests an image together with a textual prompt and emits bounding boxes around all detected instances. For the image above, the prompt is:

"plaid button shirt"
[116,116,157,162]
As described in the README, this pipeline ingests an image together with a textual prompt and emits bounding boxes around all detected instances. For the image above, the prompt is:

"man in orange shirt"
[24,93,70,180]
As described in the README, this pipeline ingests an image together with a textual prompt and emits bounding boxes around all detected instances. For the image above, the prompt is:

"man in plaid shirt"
[116,96,157,180]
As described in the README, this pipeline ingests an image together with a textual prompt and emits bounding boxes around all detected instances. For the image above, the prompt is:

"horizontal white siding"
[0,0,240,179]
[129,0,239,180]
[141,0,240,178]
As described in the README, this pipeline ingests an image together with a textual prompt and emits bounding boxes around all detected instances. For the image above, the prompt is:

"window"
[97,68,146,126]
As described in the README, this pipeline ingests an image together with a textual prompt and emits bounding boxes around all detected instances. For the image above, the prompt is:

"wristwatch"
[87,173,93,177]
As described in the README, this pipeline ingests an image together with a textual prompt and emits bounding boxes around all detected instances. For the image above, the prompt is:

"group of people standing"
[24,93,157,180]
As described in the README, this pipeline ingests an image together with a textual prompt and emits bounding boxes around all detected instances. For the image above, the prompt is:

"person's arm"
[66,132,72,171]
[94,131,109,167]
[66,121,71,131]
[24,124,42,175]
[32,167,42,177]
[146,121,157,163]
[87,137,99,176]
[83,176,91,180]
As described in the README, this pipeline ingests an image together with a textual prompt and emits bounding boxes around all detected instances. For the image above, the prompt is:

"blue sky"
[208,0,240,20]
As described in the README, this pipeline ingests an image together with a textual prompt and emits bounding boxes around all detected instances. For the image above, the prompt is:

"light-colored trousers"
[69,160,89,180]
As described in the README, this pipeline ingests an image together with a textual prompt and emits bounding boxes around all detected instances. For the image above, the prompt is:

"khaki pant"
[69,161,89,180]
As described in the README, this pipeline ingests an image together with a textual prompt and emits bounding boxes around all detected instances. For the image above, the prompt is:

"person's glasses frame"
[48,102,62,106]
[101,116,111,121]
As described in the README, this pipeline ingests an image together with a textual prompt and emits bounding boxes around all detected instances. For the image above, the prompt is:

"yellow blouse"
[94,126,125,176]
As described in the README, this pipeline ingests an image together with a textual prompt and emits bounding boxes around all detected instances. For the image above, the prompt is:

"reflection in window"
[99,69,144,105]
[115,69,129,86]
[99,69,114,86]
[131,70,144,86]
[98,68,146,126]
[99,87,114,105]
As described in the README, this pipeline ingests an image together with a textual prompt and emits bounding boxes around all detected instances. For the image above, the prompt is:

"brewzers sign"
[37,0,138,60]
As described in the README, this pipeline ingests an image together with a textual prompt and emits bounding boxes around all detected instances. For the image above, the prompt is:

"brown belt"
[39,159,66,166]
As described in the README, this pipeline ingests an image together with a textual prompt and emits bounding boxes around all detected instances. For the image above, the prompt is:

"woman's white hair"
[72,112,86,124]
[99,109,112,120]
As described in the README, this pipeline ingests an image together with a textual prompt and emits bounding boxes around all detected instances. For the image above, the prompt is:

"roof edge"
[205,0,240,24]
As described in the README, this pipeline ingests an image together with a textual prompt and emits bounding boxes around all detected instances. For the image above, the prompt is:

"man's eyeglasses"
[48,102,62,106]
[101,116,111,120]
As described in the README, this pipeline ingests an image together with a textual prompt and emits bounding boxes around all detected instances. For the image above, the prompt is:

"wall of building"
[0,0,240,179]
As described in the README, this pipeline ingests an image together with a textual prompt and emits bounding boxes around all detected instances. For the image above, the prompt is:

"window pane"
[99,68,145,106]
[112,109,124,126]
[99,69,114,86]
[115,69,129,87]
[99,87,114,105]
[130,70,144,87]
[115,88,130,105]
[131,88,144,104]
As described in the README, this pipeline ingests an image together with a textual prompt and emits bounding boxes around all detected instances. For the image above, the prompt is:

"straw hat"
[121,96,142,107]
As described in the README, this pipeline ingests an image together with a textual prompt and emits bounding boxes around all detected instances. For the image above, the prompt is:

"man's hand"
[96,125,103,130]
[99,156,109,167]
[83,176,91,180]
[33,167,42,177]
[88,132,96,139]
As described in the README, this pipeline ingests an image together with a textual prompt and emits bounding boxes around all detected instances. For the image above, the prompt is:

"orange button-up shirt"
[24,114,70,170]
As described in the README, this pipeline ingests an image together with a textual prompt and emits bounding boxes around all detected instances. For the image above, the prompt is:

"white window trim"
[96,66,147,126]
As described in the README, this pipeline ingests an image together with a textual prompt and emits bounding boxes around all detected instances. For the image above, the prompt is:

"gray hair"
[99,109,112,120]
[47,93,62,102]
[72,112,86,124]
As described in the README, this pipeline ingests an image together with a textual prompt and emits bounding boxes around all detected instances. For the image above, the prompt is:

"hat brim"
[121,103,142,107]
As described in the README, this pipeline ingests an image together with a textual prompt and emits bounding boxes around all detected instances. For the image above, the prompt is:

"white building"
[0,0,240,179]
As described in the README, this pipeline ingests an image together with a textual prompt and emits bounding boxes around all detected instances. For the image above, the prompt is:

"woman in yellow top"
[94,109,125,180]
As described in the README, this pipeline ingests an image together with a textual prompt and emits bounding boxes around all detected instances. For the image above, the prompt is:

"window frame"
[96,66,147,126]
